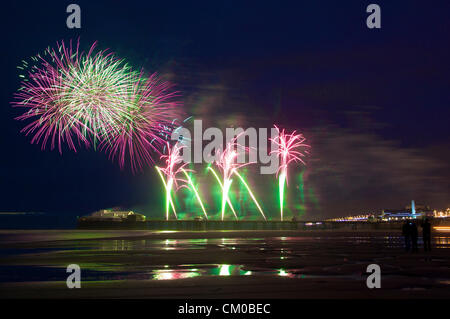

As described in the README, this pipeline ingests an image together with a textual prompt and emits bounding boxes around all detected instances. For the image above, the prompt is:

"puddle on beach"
[69,237,269,252]
[1,234,449,283]
[56,235,420,252]
[0,263,358,283]
[147,264,353,281]
[146,264,342,280]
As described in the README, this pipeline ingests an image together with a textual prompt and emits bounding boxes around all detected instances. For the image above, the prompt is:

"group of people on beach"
[402,218,432,252]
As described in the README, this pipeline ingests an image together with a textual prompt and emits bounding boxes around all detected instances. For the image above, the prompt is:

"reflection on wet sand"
[0,230,449,298]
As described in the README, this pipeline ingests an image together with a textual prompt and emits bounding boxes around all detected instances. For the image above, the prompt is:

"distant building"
[79,207,146,222]
[328,200,437,222]
[381,200,433,220]
[433,208,450,218]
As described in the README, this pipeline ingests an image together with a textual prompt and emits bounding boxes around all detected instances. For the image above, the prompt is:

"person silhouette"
[421,218,432,251]
[402,220,411,252]
[410,221,419,252]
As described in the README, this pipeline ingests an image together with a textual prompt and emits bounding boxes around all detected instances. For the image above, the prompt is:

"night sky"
[1,0,449,221]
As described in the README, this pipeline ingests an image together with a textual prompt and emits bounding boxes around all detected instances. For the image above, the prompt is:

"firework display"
[270,125,310,221]
[157,129,309,221]
[12,39,181,171]
[12,41,311,221]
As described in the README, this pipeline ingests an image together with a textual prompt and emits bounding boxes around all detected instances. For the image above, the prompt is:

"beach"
[0,229,449,298]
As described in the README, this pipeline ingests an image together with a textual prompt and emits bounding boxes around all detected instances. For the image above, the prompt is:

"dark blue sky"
[1,1,449,219]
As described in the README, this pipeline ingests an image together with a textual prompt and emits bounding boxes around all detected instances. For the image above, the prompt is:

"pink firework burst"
[159,142,189,191]
[270,125,310,221]
[214,137,251,182]
[214,136,252,220]
[12,39,183,172]
[156,142,190,220]
[12,39,131,153]
[270,125,309,183]
[101,72,182,173]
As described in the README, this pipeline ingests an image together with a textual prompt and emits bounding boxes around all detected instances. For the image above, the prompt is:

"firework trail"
[156,142,189,220]
[207,166,238,219]
[181,168,208,220]
[12,39,181,172]
[270,126,309,221]
[156,166,177,219]
[233,171,267,221]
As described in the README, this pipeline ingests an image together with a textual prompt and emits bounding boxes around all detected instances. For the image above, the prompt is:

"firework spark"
[270,126,310,221]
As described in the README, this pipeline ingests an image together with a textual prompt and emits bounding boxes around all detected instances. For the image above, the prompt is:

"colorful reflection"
[435,236,450,248]
[152,269,200,280]
[150,264,252,280]
[278,269,289,277]
[219,264,231,276]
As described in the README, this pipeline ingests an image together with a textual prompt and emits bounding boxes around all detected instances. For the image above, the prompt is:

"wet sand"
[0,230,449,298]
